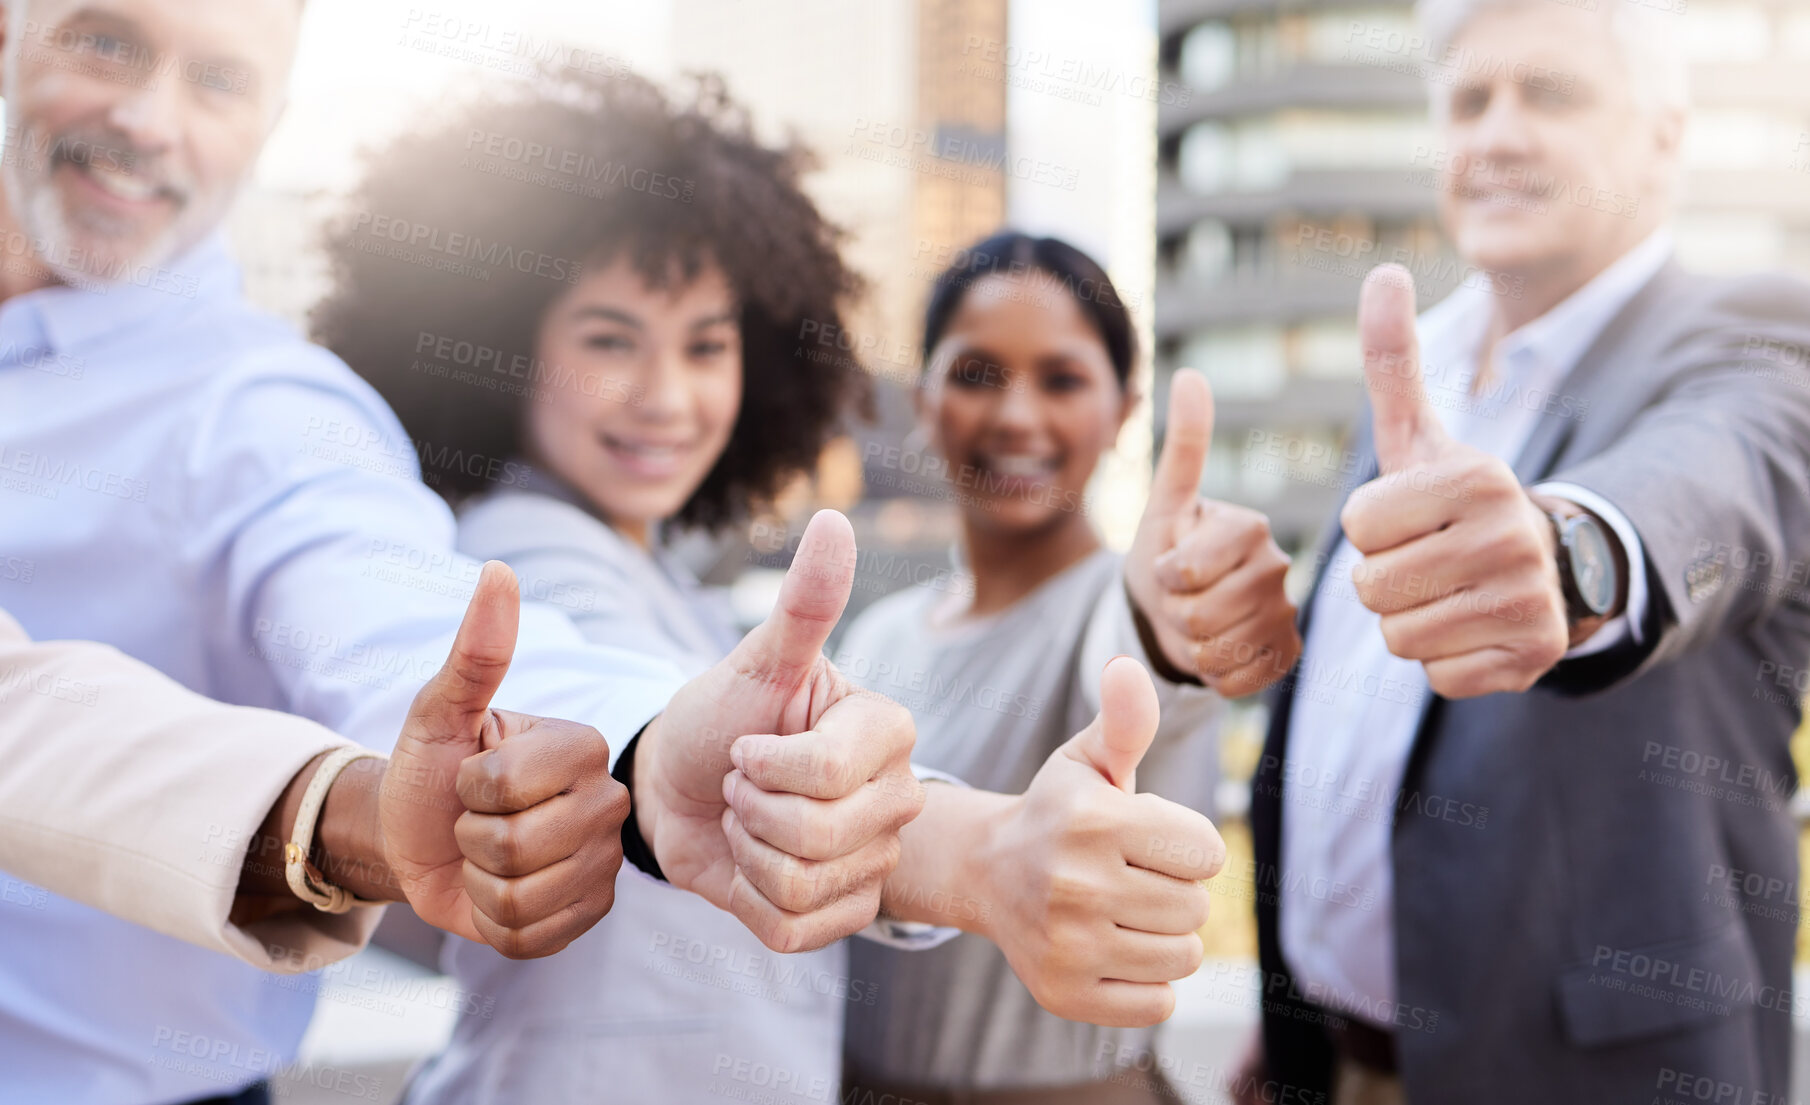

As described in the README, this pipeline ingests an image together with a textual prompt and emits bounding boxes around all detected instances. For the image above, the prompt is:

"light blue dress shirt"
[0,235,685,1105]
[1278,231,1668,1027]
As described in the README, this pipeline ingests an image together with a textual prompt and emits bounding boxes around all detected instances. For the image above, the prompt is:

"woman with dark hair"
[315,68,884,1104]
[835,232,1301,1103]
[316,73,1276,1103]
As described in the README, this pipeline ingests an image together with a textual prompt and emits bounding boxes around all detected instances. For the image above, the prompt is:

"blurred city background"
[227,0,1810,1098]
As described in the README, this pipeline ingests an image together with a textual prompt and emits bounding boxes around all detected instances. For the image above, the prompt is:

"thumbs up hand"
[382,561,630,958]
[1340,264,1569,698]
[1125,369,1300,697]
[636,510,924,953]
[962,657,1225,1027]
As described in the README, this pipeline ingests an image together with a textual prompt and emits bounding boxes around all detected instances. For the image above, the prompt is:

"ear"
[1652,104,1685,161]
[1109,375,1140,448]
[0,2,14,89]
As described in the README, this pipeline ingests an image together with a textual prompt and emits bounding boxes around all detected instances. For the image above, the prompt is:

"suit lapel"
[1511,260,1687,483]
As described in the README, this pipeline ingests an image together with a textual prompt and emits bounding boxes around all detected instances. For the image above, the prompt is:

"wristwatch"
[1546,506,1618,624]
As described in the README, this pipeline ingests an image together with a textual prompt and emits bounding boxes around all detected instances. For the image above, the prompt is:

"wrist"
[1126,582,1203,686]
[889,786,1015,938]
[316,757,401,902]
[1528,491,1628,645]
[630,713,665,860]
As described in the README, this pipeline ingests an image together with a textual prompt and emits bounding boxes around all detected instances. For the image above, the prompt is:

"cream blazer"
[0,608,383,971]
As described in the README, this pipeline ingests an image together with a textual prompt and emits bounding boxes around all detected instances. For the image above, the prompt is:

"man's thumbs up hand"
[640,510,924,953]
[1340,265,1571,698]
[382,561,630,958]
[1125,369,1300,697]
[961,657,1225,1027]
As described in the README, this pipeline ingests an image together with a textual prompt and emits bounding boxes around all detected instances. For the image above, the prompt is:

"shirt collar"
[1419,229,1673,383]
[1495,228,1674,377]
[3,232,242,354]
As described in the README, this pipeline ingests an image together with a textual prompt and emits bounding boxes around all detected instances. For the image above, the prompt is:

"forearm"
[880,784,1014,934]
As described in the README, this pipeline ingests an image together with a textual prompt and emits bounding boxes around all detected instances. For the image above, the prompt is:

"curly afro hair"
[312,67,869,532]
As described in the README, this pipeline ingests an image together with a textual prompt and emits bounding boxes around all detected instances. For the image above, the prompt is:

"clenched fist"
[1125,368,1299,697]
[638,510,925,954]
[1339,264,1571,698]
[381,561,630,959]
[955,657,1225,1027]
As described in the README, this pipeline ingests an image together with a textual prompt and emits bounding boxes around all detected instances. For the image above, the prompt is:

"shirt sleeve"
[0,606,382,972]
[1532,480,1650,657]
[182,351,685,759]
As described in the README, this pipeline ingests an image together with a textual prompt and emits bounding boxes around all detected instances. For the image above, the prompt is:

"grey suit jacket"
[1252,261,1810,1103]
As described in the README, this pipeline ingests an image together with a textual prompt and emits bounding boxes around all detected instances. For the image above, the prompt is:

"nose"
[633,345,689,422]
[985,373,1042,438]
[105,76,184,156]
[1457,84,1537,167]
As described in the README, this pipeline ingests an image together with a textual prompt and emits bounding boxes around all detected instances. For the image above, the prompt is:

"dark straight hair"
[920,232,1136,387]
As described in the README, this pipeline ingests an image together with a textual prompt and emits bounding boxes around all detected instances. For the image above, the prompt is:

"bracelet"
[611,723,666,883]
[285,746,388,913]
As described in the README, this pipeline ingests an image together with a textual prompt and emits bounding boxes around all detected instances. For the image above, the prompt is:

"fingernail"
[723,771,739,805]
[730,739,747,772]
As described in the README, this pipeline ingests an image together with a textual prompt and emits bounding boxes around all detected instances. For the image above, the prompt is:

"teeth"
[985,455,1055,477]
[80,162,158,202]
[607,438,684,459]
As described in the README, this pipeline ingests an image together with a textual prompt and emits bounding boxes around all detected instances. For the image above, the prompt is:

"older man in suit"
[1244,0,1810,1101]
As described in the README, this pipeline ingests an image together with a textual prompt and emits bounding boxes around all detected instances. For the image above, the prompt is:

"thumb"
[1145,368,1214,522]
[733,509,855,683]
[411,560,520,735]
[1359,264,1444,471]
[1064,655,1160,793]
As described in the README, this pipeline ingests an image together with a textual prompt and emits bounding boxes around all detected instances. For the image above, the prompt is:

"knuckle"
[489,822,526,873]
[799,808,842,861]
[1185,885,1213,929]
[1178,936,1206,977]
[601,780,632,830]
[490,880,525,927]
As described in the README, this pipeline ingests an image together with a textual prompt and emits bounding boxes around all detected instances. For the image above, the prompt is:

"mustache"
[41,128,192,205]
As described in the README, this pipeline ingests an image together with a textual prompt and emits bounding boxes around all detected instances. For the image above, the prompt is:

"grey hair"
[1416,0,1690,117]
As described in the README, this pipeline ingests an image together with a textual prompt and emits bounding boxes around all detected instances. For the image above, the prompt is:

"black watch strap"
[611,722,666,883]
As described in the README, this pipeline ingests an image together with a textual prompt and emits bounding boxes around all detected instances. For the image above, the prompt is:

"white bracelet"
[285,746,387,914]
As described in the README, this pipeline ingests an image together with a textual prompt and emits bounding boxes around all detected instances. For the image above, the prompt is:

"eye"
[1449,86,1489,120]
[1527,84,1573,111]
[948,355,1005,389]
[583,333,635,353]
[688,338,731,358]
[1042,371,1088,394]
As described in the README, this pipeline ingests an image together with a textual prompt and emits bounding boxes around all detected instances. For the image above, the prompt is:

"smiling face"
[522,256,743,546]
[1432,3,1679,287]
[0,0,298,285]
[917,271,1130,538]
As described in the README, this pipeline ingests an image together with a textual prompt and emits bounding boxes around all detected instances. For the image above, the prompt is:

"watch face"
[1565,517,1616,616]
